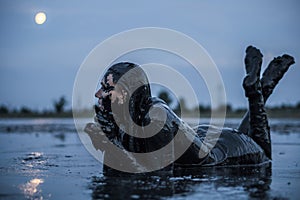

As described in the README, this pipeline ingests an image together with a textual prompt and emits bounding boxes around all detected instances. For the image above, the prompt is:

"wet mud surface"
[0,118,299,199]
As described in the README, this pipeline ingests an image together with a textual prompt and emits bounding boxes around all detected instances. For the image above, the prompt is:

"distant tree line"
[1,93,300,118]
[157,90,300,118]
[0,96,71,117]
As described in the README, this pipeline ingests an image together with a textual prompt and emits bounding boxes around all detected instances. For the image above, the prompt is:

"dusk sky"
[0,0,299,111]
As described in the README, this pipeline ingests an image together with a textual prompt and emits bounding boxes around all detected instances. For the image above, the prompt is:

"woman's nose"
[95,88,103,98]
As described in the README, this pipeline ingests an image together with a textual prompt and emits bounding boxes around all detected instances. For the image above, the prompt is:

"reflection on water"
[23,152,43,161]
[19,178,44,199]
[89,163,272,199]
[18,152,52,199]
[21,152,46,174]
[19,152,45,199]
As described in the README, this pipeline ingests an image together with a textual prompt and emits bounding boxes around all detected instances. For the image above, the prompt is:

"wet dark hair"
[104,62,138,84]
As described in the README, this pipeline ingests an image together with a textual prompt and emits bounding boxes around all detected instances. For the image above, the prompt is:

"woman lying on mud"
[84,46,295,174]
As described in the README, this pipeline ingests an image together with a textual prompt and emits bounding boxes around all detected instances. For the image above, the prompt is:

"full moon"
[35,12,47,25]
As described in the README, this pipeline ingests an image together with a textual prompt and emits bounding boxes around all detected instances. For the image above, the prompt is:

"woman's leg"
[238,53,295,135]
[242,46,271,159]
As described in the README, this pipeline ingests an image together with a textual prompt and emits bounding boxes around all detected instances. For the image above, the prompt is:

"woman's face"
[95,73,124,112]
